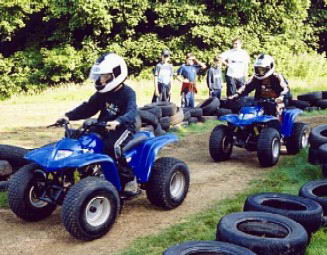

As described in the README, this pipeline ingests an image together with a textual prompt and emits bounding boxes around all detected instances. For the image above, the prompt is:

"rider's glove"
[56,117,69,125]
[275,97,284,104]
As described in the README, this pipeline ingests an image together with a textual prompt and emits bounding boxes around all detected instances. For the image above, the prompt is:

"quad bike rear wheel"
[61,177,120,241]
[285,122,310,155]
[146,157,190,209]
[8,163,56,221]
[257,127,281,167]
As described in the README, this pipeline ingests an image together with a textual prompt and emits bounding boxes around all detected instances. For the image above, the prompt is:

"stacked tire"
[308,124,327,176]
[0,144,30,191]
[290,91,327,111]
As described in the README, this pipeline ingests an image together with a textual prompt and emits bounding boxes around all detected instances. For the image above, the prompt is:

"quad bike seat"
[122,133,148,153]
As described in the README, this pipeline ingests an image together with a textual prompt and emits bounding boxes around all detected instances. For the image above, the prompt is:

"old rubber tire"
[0,181,9,192]
[170,107,184,125]
[0,144,30,170]
[197,97,220,116]
[244,192,323,234]
[139,105,162,118]
[209,125,233,162]
[217,108,233,117]
[160,116,171,131]
[216,211,308,255]
[299,180,327,216]
[163,240,256,255]
[138,110,159,128]
[189,107,203,117]
[315,99,327,109]
[188,117,198,124]
[8,164,56,221]
[289,99,310,110]
[298,92,322,102]
[285,123,310,154]
[61,177,120,241]
[183,110,191,121]
[309,124,327,149]
[146,157,190,209]
[257,127,280,167]
[157,102,177,116]
[323,164,327,178]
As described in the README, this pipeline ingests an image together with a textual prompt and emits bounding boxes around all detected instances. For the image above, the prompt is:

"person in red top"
[176,53,206,107]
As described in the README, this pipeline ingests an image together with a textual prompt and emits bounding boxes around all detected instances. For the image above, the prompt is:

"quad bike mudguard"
[280,108,303,137]
[25,133,122,191]
[125,133,178,183]
[219,106,278,126]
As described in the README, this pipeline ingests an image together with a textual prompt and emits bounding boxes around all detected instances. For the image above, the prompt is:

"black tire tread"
[8,163,56,221]
[209,125,233,161]
[61,177,120,240]
[146,157,190,209]
[285,122,310,154]
[257,127,280,167]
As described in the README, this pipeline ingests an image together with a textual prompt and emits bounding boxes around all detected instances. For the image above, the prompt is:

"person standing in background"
[176,53,206,107]
[220,38,250,97]
[152,49,174,102]
[206,55,223,99]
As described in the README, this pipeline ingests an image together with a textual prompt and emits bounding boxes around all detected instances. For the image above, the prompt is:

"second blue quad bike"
[8,120,190,240]
[209,99,310,167]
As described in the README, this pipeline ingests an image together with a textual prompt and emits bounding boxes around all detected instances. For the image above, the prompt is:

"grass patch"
[302,109,327,117]
[119,149,326,255]
[170,120,219,138]
[0,192,7,208]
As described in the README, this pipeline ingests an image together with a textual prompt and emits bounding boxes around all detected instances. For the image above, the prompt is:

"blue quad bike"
[7,120,190,240]
[209,99,310,167]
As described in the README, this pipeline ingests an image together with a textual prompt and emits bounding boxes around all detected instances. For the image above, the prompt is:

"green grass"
[118,149,326,255]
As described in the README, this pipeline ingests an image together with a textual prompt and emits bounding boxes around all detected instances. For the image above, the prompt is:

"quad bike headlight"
[54,150,73,160]
[241,113,255,120]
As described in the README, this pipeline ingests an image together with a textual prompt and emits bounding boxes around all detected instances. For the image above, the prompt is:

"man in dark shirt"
[57,53,138,193]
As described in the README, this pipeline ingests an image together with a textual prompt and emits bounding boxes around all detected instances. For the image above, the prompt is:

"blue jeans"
[182,91,195,108]
[226,75,245,97]
[210,89,221,99]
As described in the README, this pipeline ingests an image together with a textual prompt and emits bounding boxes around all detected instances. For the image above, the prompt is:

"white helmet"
[89,53,128,93]
[254,54,275,80]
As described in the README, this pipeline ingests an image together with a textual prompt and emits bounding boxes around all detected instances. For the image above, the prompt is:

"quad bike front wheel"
[8,163,56,221]
[209,125,233,161]
[285,122,310,155]
[61,177,120,241]
[146,157,190,209]
[257,127,281,167]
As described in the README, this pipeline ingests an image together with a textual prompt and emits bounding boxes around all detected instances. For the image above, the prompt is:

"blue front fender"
[220,114,278,126]
[28,152,122,192]
[127,133,178,183]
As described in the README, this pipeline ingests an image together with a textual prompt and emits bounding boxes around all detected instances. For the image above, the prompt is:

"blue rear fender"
[126,133,178,183]
[281,108,303,137]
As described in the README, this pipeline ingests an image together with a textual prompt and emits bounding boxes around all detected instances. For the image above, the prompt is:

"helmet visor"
[255,66,270,76]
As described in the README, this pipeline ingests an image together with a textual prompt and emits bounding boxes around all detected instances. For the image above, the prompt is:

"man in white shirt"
[220,38,250,97]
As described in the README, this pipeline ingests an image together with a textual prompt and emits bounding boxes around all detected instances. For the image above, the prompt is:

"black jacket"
[239,73,290,100]
[65,84,137,131]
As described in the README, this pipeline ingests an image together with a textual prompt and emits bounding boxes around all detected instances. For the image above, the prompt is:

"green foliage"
[0,0,326,99]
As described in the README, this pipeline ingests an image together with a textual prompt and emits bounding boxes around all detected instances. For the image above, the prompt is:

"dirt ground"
[0,115,325,255]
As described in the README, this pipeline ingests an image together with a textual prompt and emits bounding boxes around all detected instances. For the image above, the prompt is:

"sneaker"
[122,177,141,198]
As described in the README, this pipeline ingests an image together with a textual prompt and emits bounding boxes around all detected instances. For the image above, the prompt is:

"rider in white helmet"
[57,53,138,194]
[230,54,291,116]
